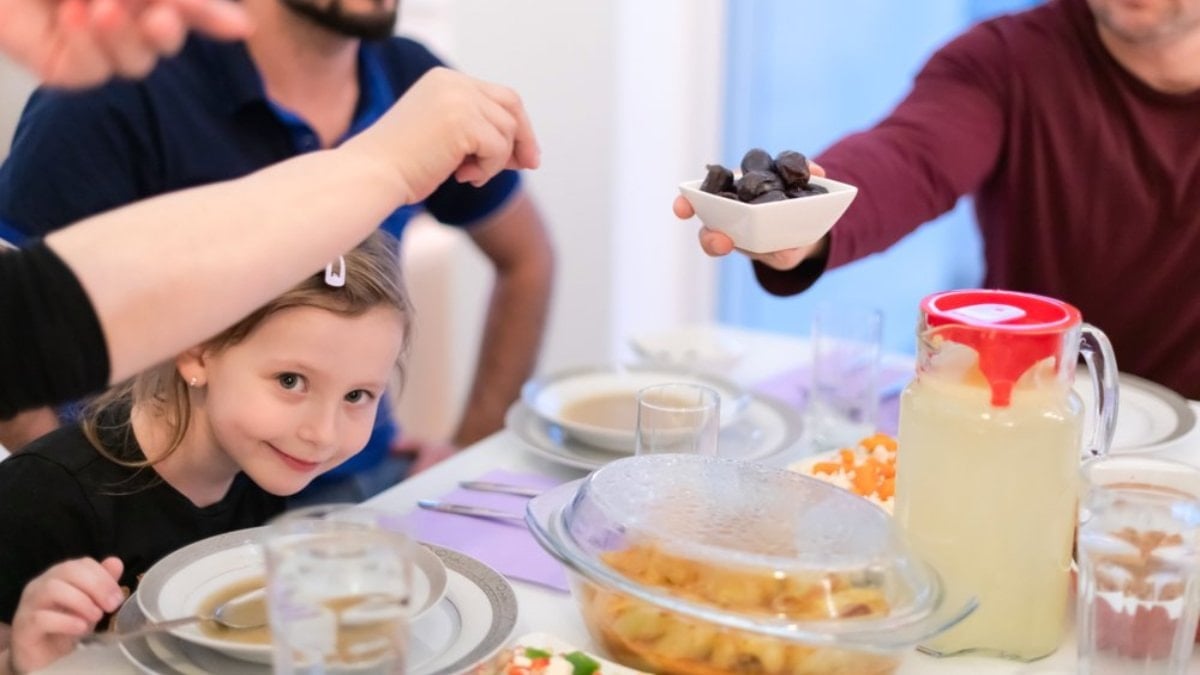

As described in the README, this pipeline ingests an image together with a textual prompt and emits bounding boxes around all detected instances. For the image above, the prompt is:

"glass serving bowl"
[526,454,976,675]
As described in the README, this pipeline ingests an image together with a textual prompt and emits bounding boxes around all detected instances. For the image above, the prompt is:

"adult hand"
[0,0,252,88]
[391,437,458,476]
[345,67,541,205]
[8,557,124,673]
[674,161,829,271]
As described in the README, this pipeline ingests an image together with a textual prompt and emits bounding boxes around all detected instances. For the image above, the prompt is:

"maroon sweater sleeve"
[753,19,1012,296]
[0,241,111,419]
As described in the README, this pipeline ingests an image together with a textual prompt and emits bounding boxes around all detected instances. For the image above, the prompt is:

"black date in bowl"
[678,174,858,254]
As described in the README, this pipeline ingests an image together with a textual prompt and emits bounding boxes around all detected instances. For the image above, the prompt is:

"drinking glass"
[265,505,414,674]
[1077,457,1200,675]
[808,303,882,451]
[634,383,720,456]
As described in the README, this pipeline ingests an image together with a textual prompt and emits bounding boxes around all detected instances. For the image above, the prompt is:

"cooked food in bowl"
[585,543,896,674]
[525,455,976,675]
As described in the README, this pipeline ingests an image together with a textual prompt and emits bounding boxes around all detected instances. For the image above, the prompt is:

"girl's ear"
[175,347,209,388]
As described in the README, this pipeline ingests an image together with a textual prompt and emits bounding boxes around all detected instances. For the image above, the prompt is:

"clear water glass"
[634,383,720,456]
[265,505,413,674]
[809,303,883,451]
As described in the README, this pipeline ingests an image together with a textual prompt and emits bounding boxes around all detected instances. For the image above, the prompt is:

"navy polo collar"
[191,37,394,126]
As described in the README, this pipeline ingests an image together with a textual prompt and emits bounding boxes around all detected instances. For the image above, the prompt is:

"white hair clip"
[324,255,346,288]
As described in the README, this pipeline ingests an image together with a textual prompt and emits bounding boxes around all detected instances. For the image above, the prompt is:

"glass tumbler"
[1077,457,1200,675]
[809,302,883,451]
[634,383,720,456]
[265,505,414,674]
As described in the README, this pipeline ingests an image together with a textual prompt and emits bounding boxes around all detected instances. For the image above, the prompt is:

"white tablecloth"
[44,326,1200,673]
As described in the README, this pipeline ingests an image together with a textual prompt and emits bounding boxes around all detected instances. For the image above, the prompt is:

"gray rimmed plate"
[507,392,804,471]
[137,526,446,664]
[120,543,515,674]
[1075,373,1198,455]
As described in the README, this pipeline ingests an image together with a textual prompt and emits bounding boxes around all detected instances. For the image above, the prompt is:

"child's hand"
[7,557,124,673]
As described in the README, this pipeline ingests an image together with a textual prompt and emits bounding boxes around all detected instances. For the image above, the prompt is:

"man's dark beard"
[280,0,397,40]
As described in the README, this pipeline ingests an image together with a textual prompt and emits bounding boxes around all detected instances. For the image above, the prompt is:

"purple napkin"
[403,469,570,592]
[751,363,912,435]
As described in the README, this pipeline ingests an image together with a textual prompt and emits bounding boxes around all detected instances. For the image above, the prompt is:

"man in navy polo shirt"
[0,0,555,500]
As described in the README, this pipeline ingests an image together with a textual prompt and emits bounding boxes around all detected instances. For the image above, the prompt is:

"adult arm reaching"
[0,67,540,418]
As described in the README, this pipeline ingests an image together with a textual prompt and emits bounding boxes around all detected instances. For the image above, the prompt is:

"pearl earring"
[189,377,198,387]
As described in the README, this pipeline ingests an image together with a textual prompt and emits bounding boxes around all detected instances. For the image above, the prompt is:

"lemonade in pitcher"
[894,290,1117,660]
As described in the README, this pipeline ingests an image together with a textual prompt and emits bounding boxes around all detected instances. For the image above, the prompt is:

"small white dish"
[678,175,858,253]
[137,527,447,664]
[628,325,746,372]
[520,365,748,452]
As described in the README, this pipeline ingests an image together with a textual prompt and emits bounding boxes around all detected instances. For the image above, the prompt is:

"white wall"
[424,0,726,372]
[0,59,34,158]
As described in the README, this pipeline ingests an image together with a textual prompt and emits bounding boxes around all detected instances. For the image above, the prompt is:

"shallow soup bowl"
[136,526,447,664]
[520,365,748,452]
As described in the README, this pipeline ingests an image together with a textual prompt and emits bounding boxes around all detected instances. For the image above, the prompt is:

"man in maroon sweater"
[677,0,1200,399]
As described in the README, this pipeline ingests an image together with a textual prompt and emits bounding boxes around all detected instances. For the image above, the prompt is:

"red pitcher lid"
[921,290,1081,407]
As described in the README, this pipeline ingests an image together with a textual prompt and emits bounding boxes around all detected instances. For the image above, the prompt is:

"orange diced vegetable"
[811,461,842,475]
[839,449,856,467]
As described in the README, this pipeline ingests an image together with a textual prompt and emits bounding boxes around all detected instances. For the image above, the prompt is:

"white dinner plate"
[507,393,804,471]
[1075,373,1197,455]
[137,527,447,664]
[520,365,749,452]
[118,544,517,675]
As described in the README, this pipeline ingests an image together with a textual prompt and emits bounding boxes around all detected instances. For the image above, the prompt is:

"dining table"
[43,325,1200,674]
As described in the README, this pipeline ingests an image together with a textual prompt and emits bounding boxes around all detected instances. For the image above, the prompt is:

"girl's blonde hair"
[83,230,413,469]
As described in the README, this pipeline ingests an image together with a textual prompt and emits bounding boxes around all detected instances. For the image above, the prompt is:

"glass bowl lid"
[526,454,975,651]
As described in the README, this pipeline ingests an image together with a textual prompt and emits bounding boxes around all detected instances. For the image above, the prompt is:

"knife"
[459,480,543,498]
[416,499,526,523]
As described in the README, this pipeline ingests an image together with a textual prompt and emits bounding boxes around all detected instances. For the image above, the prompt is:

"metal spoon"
[84,586,267,645]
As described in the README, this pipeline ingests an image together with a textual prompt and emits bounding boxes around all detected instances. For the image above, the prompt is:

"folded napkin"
[752,363,912,435]
[403,469,570,592]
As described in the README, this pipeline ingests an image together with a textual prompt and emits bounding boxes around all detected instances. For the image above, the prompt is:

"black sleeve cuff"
[752,250,830,297]
[0,240,111,418]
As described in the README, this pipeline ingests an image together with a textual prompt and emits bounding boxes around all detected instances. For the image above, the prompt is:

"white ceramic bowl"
[628,325,746,372]
[520,366,749,453]
[137,528,448,664]
[678,175,858,253]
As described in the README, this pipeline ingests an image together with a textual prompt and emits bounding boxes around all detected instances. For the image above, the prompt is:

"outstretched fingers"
[89,0,159,80]
[39,0,110,87]
[477,81,539,171]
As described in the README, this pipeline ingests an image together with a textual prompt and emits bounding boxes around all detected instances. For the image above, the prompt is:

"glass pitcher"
[893,289,1118,661]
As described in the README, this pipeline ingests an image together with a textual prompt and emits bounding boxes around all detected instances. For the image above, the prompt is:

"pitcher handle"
[1079,323,1118,460]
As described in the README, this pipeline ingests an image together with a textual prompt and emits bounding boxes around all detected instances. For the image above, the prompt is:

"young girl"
[0,230,412,673]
